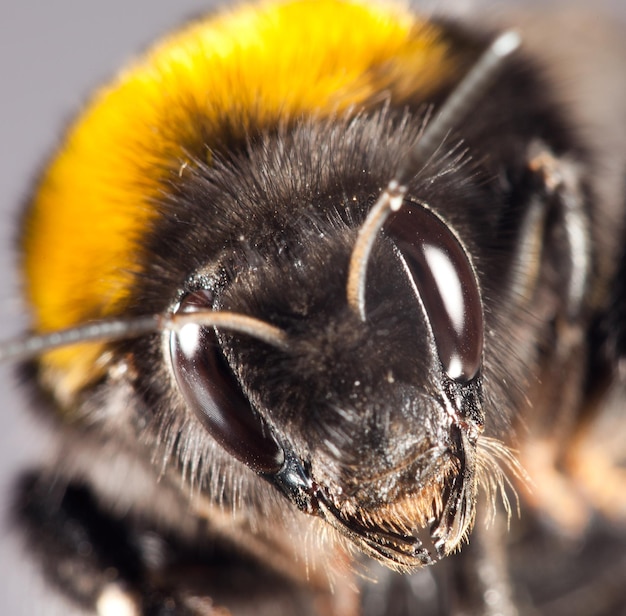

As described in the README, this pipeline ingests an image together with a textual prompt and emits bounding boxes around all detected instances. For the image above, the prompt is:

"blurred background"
[1,1,624,614]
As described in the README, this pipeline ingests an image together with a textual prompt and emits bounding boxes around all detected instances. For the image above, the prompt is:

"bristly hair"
[476,436,529,527]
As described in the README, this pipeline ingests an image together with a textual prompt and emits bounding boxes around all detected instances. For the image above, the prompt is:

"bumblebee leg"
[359,563,443,616]
[563,380,626,525]
[13,471,148,615]
[562,214,626,524]
[518,323,593,535]
[527,178,626,532]
[12,471,223,615]
[516,148,599,536]
[519,321,626,533]
[12,470,332,615]
[443,505,518,616]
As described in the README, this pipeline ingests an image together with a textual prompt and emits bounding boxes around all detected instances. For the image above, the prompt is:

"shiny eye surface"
[386,204,484,382]
[169,290,285,474]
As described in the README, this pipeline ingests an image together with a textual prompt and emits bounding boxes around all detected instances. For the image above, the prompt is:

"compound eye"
[169,290,284,474]
[386,205,483,382]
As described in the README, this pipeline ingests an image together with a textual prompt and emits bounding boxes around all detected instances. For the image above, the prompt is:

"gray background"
[1,1,624,614]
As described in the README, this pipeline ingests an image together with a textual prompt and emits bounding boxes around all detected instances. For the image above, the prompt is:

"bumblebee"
[3,1,626,614]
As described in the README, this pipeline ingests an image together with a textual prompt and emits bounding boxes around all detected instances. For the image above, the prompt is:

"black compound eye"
[169,290,285,474]
[386,204,484,382]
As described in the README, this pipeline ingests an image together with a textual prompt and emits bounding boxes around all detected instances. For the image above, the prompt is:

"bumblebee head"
[165,173,485,566]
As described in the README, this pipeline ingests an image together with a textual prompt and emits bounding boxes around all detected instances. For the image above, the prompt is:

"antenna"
[0,311,289,363]
[346,30,521,320]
